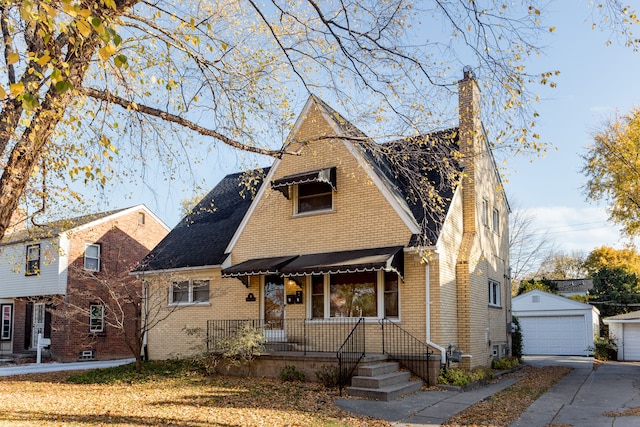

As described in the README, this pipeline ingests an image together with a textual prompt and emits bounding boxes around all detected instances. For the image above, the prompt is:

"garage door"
[623,324,640,361]
[519,315,587,355]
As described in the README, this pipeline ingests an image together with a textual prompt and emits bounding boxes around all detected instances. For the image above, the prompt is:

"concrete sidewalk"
[0,358,135,376]
[511,357,640,427]
[336,375,517,427]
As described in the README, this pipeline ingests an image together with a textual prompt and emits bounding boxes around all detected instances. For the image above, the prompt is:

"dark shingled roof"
[135,169,269,271]
[1,208,130,246]
[315,96,460,246]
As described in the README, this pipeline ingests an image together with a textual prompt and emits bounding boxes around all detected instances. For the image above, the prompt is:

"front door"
[263,275,285,341]
[31,303,45,349]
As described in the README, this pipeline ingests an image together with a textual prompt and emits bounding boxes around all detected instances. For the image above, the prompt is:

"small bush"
[438,366,494,387]
[315,364,339,388]
[279,365,305,382]
[492,356,521,370]
[511,316,524,358]
[590,336,617,361]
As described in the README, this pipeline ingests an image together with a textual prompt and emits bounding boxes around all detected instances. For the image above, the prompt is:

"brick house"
[0,205,169,362]
[136,70,511,386]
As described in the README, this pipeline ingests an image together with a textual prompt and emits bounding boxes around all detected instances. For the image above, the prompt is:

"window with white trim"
[170,280,210,305]
[310,271,399,319]
[492,208,500,233]
[1,304,12,341]
[25,244,40,276]
[89,304,104,333]
[481,199,489,227]
[488,279,501,307]
[84,244,101,271]
[295,181,333,214]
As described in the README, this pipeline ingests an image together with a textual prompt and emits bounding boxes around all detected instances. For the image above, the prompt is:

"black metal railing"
[380,318,433,386]
[337,317,365,396]
[206,318,363,354]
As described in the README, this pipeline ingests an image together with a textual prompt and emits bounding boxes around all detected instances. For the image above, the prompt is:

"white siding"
[0,237,68,298]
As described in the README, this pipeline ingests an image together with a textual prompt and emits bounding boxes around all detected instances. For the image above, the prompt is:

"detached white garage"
[604,311,640,361]
[512,290,600,356]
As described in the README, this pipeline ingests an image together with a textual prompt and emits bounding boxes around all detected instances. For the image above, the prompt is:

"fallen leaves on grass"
[0,371,391,427]
[443,365,571,427]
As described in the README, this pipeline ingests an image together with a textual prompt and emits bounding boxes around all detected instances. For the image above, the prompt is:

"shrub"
[492,356,521,370]
[279,365,305,382]
[511,316,524,358]
[438,366,494,387]
[315,364,339,388]
[590,335,617,361]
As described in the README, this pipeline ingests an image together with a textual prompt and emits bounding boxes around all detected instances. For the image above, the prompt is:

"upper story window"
[170,279,210,305]
[84,244,101,272]
[296,181,333,214]
[492,208,500,234]
[271,167,337,216]
[138,212,146,225]
[25,244,40,276]
[482,199,489,226]
[488,279,501,307]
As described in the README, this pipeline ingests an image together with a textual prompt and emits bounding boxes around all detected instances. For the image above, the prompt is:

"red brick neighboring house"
[0,206,169,362]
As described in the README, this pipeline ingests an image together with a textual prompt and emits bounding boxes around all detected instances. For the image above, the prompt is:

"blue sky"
[95,3,638,256]
[504,2,640,254]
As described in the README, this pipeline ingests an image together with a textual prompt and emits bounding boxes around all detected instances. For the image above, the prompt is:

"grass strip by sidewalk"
[443,365,571,427]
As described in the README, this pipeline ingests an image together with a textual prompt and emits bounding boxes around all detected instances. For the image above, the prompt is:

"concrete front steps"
[346,361,423,401]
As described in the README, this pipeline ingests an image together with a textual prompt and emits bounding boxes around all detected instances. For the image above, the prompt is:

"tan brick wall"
[232,103,413,262]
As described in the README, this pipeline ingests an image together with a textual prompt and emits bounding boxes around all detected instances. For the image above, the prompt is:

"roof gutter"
[130,264,221,277]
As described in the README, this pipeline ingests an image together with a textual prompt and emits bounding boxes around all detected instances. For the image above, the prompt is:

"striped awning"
[271,167,336,198]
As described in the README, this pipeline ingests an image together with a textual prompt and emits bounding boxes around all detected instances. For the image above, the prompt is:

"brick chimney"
[455,67,482,367]
[458,67,481,235]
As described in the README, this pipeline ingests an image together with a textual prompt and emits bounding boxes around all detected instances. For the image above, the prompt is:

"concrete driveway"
[511,356,640,427]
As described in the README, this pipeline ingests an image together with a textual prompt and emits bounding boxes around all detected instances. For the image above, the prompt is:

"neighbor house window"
[488,279,501,307]
[170,280,210,305]
[492,208,500,233]
[89,304,104,333]
[84,244,101,271]
[296,181,333,214]
[311,271,399,319]
[1,304,12,341]
[25,244,40,276]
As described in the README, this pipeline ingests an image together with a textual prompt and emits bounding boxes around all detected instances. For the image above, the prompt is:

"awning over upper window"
[221,255,299,277]
[280,246,404,279]
[271,166,336,199]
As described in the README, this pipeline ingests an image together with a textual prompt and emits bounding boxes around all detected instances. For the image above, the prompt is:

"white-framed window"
[170,279,210,305]
[89,304,104,333]
[84,243,101,271]
[310,271,399,319]
[295,181,333,214]
[492,208,500,233]
[488,279,501,307]
[25,244,40,276]
[481,199,489,227]
[1,304,12,341]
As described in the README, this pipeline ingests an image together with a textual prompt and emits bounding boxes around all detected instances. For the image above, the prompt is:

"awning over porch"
[281,246,404,279]
[221,255,298,277]
[271,166,336,198]
[222,246,405,280]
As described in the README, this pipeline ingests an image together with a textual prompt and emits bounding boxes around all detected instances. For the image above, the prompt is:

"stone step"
[346,379,423,401]
[351,370,412,389]
[356,361,400,377]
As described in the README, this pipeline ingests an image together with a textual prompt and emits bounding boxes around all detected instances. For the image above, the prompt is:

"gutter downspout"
[425,260,447,364]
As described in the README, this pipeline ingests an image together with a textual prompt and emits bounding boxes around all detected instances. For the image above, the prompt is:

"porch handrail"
[380,318,433,386]
[206,318,362,354]
[336,317,365,396]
